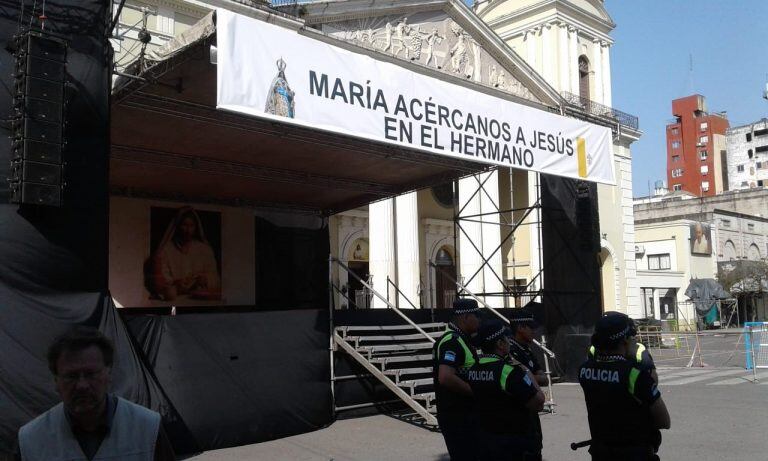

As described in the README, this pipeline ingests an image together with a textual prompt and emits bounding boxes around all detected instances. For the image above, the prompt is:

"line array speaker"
[9,31,67,207]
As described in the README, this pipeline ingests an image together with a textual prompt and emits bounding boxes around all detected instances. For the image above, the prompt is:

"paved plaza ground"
[190,362,768,461]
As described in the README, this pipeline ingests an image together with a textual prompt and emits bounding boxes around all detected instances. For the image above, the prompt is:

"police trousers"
[589,444,659,461]
[478,431,542,461]
[437,411,477,461]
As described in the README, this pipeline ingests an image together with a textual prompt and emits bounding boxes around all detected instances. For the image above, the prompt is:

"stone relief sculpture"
[424,28,445,67]
[323,14,536,102]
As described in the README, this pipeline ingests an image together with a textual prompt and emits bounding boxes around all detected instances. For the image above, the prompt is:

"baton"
[570,440,591,451]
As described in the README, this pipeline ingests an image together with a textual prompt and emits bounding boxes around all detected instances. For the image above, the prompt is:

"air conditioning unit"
[635,245,645,255]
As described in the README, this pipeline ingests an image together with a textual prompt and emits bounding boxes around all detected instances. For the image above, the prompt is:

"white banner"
[216,10,615,185]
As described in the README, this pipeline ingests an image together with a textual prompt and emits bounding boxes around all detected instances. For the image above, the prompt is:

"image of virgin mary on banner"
[265,57,295,118]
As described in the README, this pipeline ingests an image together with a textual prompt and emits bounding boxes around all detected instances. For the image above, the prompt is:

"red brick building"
[666,95,730,197]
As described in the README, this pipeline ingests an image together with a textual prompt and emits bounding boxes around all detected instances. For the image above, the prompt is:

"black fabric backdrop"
[540,175,602,380]
[0,208,200,455]
[125,310,333,451]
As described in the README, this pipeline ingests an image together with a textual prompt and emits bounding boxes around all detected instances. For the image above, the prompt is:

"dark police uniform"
[578,354,662,461]
[508,338,541,375]
[589,342,655,372]
[467,354,542,461]
[433,323,479,460]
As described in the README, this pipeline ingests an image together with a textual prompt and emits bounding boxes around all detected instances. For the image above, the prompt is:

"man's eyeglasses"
[56,369,106,384]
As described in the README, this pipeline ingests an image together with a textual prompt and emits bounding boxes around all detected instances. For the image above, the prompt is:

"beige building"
[476,0,641,315]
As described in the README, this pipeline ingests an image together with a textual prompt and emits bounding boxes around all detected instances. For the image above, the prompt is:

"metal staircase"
[329,257,558,426]
[333,322,445,425]
[331,258,442,426]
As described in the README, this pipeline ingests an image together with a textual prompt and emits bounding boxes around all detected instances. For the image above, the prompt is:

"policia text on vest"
[579,313,670,461]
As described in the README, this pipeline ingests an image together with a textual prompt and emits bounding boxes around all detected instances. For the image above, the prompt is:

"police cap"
[593,312,633,348]
[508,307,540,329]
[477,319,510,346]
[453,298,481,316]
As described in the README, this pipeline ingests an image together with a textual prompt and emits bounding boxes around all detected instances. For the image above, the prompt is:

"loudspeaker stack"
[10,31,67,207]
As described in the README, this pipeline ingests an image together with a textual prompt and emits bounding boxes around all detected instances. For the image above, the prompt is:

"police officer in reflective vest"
[467,320,545,461]
[588,312,658,383]
[507,308,548,386]
[579,312,671,461]
[433,298,481,461]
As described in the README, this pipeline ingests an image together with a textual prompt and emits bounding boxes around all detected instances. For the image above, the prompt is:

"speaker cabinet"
[9,32,67,207]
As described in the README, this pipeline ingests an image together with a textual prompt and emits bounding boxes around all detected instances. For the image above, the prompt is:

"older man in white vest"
[17,326,175,461]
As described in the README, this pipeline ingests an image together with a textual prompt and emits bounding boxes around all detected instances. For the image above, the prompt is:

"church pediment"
[299,1,562,106]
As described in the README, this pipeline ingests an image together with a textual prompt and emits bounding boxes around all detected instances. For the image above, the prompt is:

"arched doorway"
[434,246,457,309]
[347,238,370,309]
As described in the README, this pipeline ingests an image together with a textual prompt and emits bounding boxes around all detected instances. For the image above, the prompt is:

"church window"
[578,55,590,101]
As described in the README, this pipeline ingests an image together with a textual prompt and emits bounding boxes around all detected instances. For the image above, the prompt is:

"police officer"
[579,312,671,461]
[507,308,547,386]
[588,312,658,382]
[467,320,545,461]
[433,298,481,460]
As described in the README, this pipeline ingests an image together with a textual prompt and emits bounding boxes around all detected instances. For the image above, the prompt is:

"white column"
[527,171,543,295]
[569,27,579,95]
[558,23,569,92]
[525,28,537,71]
[479,171,504,308]
[458,176,484,298]
[369,199,396,308]
[395,192,420,309]
[591,38,603,104]
[601,42,613,108]
[541,23,555,86]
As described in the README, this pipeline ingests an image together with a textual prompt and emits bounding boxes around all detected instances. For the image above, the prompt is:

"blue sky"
[607,0,768,196]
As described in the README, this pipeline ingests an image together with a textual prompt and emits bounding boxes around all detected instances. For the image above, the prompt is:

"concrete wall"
[725,119,768,190]
[635,188,768,222]
[109,196,255,307]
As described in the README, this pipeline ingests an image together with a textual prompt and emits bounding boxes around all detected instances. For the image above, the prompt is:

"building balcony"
[560,91,639,131]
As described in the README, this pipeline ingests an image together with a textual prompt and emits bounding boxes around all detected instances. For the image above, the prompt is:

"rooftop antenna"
[688,53,695,95]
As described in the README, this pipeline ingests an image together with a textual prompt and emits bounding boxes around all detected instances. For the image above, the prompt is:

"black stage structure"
[0,3,635,456]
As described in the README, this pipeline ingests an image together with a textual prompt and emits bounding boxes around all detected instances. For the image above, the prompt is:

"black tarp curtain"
[540,175,603,380]
[0,204,335,455]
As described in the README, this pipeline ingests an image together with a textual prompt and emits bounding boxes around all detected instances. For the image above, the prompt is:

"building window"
[755,128,768,137]
[648,254,671,270]
[673,184,682,191]
[699,151,708,160]
[671,168,683,178]
[747,133,753,142]
[700,122,708,131]
[671,141,681,149]
[741,181,749,187]
[700,165,709,175]
[701,181,710,192]
[759,180,765,187]
[672,155,680,162]
[748,223,755,231]
[699,135,708,144]
[737,165,745,173]
[756,145,768,153]
[670,127,679,135]
[748,149,754,159]
[757,161,764,169]
[722,219,731,228]
[578,55,590,101]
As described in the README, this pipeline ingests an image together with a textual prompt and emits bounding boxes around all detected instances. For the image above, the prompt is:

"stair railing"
[429,261,558,411]
[332,257,435,344]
